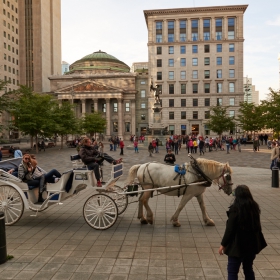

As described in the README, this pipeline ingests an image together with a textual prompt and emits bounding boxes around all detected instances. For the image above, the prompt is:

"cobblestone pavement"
[1,142,280,279]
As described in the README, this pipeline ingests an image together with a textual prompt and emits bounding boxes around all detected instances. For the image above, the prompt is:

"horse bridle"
[188,154,233,191]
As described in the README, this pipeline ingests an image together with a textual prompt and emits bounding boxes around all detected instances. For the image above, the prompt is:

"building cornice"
[144,5,248,26]
[48,72,137,80]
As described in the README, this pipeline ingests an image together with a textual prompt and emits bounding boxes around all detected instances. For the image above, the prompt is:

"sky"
[61,0,280,102]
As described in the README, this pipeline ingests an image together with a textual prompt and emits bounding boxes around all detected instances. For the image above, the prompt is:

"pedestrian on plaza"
[134,140,139,153]
[119,138,124,155]
[165,139,170,153]
[14,148,23,158]
[174,139,179,155]
[188,138,193,154]
[113,138,117,151]
[109,137,113,151]
[253,137,259,152]
[226,137,230,154]
[164,149,176,165]
[218,185,267,280]
[270,141,279,170]
[198,137,205,155]
[98,142,104,156]
[40,140,46,152]
[193,138,198,153]
[237,137,241,152]
[148,142,153,157]
[155,138,159,153]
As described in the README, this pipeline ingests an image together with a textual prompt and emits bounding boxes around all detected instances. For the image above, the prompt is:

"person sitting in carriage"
[79,137,122,187]
[164,149,176,165]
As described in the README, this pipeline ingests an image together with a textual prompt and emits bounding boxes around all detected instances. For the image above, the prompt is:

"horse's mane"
[186,158,232,174]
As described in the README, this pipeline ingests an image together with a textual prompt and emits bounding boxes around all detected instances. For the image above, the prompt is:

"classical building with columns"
[49,51,139,140]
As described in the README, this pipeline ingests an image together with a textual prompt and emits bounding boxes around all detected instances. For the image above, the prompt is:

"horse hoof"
[172,221,181,227]
[148,220,153,225]
[206,219,215,226]
[140,219,148,224]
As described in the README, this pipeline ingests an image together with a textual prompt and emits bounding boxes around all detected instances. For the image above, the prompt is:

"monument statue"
[150,82,162,104]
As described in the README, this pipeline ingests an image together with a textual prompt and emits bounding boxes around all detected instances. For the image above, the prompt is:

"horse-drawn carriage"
[0,155,233,230]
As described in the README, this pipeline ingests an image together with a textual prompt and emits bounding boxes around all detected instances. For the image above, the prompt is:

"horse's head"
[194,158,233,195]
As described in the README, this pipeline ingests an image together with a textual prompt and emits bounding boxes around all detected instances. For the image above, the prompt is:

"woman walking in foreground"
[218,185,267,280]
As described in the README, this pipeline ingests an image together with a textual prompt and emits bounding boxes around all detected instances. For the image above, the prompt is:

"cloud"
[266,16,280,26]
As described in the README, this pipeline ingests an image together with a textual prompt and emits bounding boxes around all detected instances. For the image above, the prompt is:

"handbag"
[32,166,45,179]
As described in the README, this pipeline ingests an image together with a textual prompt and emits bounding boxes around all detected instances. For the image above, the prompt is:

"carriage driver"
[79,137,122,187]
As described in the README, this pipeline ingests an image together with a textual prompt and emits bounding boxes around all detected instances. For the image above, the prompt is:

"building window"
[193,111,198,119]
[169,99,174,107]
[169,84,174,94]
[192,58,198,66]
[3,53,6,60]
[191,19,198,41]
[216,44,222,52]
[113,122,118,132]
[140,90,146,98]
[141,103,146,109]
[229,43,235,52]
[192,83,198,94]
[192,70,198,79]
[204,45,210,53]
[168,59,174,67]
[125,122,130,132]
[229,110,235,117]
[181,84,186,94]
[216,18,223,40]
[113,103,118,112]
[141,114,145,120]
[168,21,175,42]
[125,103,130,112]
[180,45,186,54]
[217,57,222,65]
[204,70,210,79]
[192,45,198,53]
[217,83,222,93]
[180,71,186,80]
[204,57,210,66]
[181,99,186,107]
[169,112,174,119]
[229,98,235,106]
[229,82,235,93]
[169,71,174,80]
[217,98,222,106]
[204,83,210,93]
[157,72,162,80]
[180,20,187,42]
[217,69,222,78]
[168,46,174,54]
[205,111,210,119]
[203,19,210,40]
[193,99,198,106]
[157,59,162,67]
[157,47,162,55]
[102,103,106,113]
[228,18,235,40]
[229,69,235,78]
[156,21,163,43]
[229,56,235,65]
[181,111,186,119]
[180,58,186,67]
[140,81,146,84]
[205,98,210,106]
[168,34,174,42]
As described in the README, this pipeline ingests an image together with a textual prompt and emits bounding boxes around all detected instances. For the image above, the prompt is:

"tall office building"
[144,5,248,136]
[18,0,61,92]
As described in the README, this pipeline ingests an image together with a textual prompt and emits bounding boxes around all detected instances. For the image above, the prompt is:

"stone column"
[223,17,226,40]
[187,19,191,41]
[162,20,167,43]
[117,98,123,139]
[131,100,136,135]
[81,99,86,115]
[199,18,203,41]
[105,98,111,137]
[93,98,98,112]
[211,17,215,40]
[175,19,179,42]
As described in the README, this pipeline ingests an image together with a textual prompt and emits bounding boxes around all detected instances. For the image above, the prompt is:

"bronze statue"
[150,82,161,103]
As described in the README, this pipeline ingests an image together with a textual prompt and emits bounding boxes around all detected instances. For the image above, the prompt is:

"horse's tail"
[126,164,141,185]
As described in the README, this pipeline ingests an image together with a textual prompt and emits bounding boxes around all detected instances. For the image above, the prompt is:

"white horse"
[126,157,233,227]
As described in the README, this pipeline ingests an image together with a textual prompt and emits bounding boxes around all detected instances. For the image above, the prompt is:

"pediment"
[57,80,121,93]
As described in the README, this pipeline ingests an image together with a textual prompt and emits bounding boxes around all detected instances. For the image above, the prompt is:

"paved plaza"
[0,141,280,279]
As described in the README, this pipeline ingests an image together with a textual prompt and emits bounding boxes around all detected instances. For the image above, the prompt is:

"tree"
[205,105,235,136]
[236,102,265,139]
[51,101,78,149]
[260,88,280,138]
[81,112,106,138]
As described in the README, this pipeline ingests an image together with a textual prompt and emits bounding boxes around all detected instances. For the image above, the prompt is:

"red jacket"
[120,141,124,148]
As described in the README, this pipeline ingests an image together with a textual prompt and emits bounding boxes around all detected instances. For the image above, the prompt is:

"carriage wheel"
[106,185,128,215]
[83,194,118,230]
[0,185,24,225]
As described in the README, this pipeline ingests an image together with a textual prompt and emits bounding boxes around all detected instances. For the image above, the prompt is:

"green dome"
[81,51,126,65]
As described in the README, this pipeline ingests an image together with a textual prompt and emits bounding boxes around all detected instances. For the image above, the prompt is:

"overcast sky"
[61,0,280,101]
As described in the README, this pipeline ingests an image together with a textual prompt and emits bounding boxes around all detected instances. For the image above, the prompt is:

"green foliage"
[205,105,235,136]
[7,255,14,260]
[81,112,106,136]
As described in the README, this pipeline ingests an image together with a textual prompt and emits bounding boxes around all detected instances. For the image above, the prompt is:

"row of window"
[3,0,18,12]
[3,20,19,32]
[3,9,18,21]
[3,76,19,85]
[3,53,18,65]
[157,69,235,81]
[156,18,235,42]
[3,65,18,75]
[156,44,234,55]
[99,102,131,113]
[167,97,235,107]
[3,32,19,44]
[169,109,235,120]
[3,42,18,54]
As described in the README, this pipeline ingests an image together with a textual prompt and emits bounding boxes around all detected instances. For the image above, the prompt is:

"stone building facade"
[144,5,248,136]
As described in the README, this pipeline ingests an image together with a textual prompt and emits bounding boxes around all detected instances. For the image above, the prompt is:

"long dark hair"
[232,185,261,231]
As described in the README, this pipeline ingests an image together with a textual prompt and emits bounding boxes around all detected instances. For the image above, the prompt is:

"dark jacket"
[221,206,267,257]
[79,145,99,164]
[164,153,176,164]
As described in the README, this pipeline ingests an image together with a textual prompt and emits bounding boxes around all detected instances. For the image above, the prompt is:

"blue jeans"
[86,162,100,181]
[228,255,255,280]
[44,169,61,183]
[226,144,230,153]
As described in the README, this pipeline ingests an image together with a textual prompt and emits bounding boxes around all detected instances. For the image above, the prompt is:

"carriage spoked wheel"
[83,194,118,230]
[0,185,24,225]
[105,185,128,215]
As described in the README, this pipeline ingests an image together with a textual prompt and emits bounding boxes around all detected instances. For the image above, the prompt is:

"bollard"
[0,212,7,264]
[272,167,279,188]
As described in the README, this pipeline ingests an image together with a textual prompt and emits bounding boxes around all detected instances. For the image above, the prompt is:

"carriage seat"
[46,170,73,192]
[100,163,123,190]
